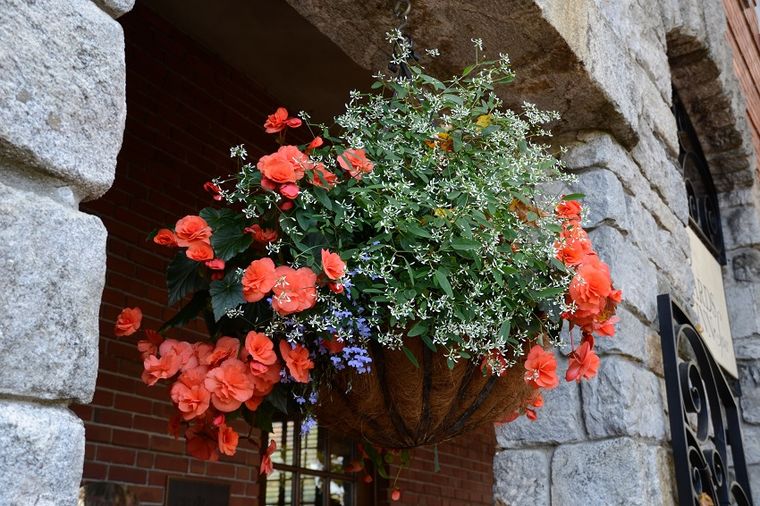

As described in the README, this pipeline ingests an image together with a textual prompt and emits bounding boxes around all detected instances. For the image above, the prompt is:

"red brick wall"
[724,0,760,160]
[389,431,496,506]
[75,5,497,506]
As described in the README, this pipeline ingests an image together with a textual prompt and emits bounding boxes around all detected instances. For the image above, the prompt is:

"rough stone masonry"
[0,0,131,504]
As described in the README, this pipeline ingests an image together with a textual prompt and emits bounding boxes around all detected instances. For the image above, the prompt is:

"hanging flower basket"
[316,338,536,448]
[115,33,621,480]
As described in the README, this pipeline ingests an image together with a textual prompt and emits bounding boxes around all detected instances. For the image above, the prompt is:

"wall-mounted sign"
[165,477,230,506]
[687,227,738,377]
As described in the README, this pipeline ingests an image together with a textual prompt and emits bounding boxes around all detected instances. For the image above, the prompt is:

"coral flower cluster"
[499,200,621,422]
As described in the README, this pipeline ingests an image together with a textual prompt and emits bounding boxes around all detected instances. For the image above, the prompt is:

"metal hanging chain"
[393,0,411,32]
[389,0,417,80]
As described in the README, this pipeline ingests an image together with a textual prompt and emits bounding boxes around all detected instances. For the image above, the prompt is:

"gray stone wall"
[495,0,760,505]
[0,0,130,504]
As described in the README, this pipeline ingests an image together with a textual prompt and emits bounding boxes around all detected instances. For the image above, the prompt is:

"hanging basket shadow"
[316,338,534,449]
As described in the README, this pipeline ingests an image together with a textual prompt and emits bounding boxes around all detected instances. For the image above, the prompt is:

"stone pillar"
[0,0,131,504]
[722,186,760,491]
[494,133,679,506]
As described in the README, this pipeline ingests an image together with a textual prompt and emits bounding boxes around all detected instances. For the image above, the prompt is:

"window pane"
[272,420,296,466]
[264,469,293,506]
[328,479,353,506]
[299,474,323,506]
[300,425,325,471]
[329,435,354,474]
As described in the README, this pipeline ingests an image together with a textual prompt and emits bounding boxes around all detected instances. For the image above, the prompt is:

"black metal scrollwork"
[673,91,727,265]
[658,295,753,505]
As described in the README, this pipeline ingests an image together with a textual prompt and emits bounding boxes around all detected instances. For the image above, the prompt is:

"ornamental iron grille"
[658,294,753,506]
[673,91,727,264]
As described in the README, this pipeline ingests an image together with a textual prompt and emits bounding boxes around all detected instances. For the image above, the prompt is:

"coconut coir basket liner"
[316,337,533,449]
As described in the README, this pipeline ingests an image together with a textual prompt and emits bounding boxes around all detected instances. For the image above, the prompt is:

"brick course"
[76,4,497,506]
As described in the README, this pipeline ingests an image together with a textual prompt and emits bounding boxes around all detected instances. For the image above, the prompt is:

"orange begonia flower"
[337,148,374,179]
[244,224,278,244]
[204,358,255,412]
[245,332,277,366]
[170,366,211,421]
[565,341,600,382]
[251,360,281,396]
[555,199,582,221]
[186,241,214,262]
[260,439,277,475]
[153,228,178,247]
[205,258,225,271]
[174,215,212,247]
[321,249,346,280]
[523,344,559,389]
[271,266,317,316]
[279,340,315,383]
[141,354,181,386]
[202,337,241,368]
[217,423,239,456]
[257,145,310,184]
[279,183,300,200]
[305,136,324,153]
[137,329,164,360]
[115,307,142,337]
[264,107,302,134]
[309,163,338,189]
[568,254,612,315]
[242,258,277,303]
[159,339,196,372]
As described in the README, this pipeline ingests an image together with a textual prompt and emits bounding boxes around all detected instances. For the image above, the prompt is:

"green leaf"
[402,346,420,368]
[446,358,456,370]
[404,222,432,239]
[550,257,568,272]
[371,80,384,89]
[452,131,463,152]
[434,269,454,298]
[442,94,464,106]
[209,271,245,321]
[389,82,407,98]
[532,286,566,299]
[167,253,205,306]
[199,207,253,261]
[160,290,209,331]
[268,385,289,414]
[407,321,429,337]
[421,334,437,352]
[562,193,585,201]
[455,218,473,239]
[295,210,314,232]
[312,188,333,211]
[499,320,512,340]
[450,238,480,251]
